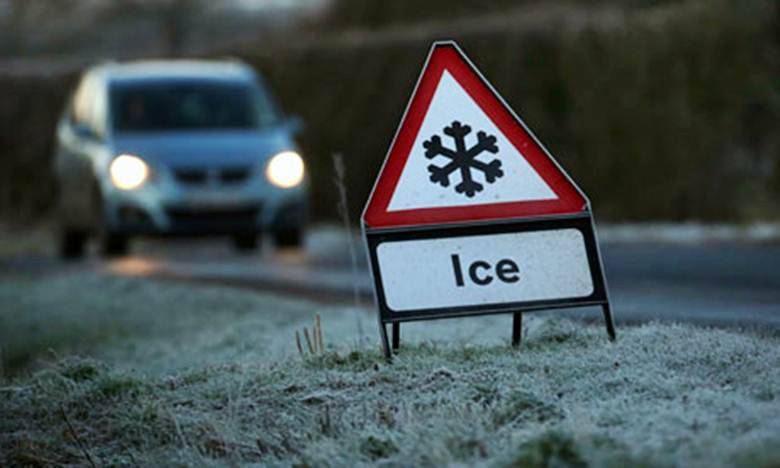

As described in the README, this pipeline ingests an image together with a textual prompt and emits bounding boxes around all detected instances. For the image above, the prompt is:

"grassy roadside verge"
[0,270,329,376]
[1,272,779,466]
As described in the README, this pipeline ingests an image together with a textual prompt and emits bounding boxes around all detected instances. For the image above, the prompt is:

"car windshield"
[110,80,279,132]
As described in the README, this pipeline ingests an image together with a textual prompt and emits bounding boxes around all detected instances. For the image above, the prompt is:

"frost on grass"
[0,271,323,375]
[2,309,780,466]
[1,273,778,466]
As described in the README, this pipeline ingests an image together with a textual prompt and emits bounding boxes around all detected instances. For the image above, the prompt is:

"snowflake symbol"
[423,120,503,198]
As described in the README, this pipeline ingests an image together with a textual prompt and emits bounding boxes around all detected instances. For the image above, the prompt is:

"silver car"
[53,60,307,258]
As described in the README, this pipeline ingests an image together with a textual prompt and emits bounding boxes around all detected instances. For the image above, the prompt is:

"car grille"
[165,205,261,233]
[220,168,251,184]
[174,167,252,186]
[175,169,208,185]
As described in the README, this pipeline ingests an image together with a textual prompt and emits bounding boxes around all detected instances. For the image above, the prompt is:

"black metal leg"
[379,322,391,360]
[512,312,523,347]
[392,323,400,350]
[602,303,617,341]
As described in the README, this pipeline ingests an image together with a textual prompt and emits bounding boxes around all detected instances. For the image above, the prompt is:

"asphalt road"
[4,228,780,332]
[599,242,780,331]
[107,231,780,332]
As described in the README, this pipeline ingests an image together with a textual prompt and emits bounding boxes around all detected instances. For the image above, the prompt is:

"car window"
[110,80,279,132]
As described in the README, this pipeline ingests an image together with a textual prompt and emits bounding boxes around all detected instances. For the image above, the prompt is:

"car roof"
[91,60,258,85]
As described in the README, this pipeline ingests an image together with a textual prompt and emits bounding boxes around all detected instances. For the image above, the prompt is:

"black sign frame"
[364,212,616,359]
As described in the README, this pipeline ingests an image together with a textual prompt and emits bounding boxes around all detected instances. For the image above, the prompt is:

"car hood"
[111,129,295,169]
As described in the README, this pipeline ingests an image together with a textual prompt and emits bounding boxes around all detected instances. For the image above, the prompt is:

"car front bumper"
[100,175,307,236]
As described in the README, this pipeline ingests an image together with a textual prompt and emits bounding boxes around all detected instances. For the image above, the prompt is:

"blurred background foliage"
[0,0,778,223]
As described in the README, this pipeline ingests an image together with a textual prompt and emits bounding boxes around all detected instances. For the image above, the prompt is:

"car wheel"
[59,230,87,259]
[273,228,302,249]
[101,233,130,257]
[233,234,259,252]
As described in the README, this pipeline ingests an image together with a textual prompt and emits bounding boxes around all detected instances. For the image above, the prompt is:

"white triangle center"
[387,71,558,212]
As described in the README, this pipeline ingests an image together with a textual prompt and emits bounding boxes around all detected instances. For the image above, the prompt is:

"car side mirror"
[285,116,304,136]
[73,123,101,141]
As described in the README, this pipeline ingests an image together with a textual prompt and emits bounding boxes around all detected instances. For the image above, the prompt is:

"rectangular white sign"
[376,229,594,312]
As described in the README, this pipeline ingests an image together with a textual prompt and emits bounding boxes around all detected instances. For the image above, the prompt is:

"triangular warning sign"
[363,41,588,229]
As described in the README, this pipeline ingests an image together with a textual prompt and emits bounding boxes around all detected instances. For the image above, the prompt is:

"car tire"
[101,233,130,257]
[232,234,259,252]
[59,230,87,259]
[273,228,302,249]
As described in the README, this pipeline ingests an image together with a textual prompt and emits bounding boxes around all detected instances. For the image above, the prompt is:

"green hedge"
[248,0,778,221]
[0,73,76,220]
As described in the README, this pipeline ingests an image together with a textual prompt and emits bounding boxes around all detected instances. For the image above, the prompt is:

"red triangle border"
[363,41,588,229]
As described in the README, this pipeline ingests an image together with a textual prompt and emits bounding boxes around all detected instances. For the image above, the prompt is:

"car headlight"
[266,151,304,188]
[110,154,149,190]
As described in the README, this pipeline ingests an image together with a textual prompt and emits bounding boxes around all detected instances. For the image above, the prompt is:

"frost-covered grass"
[1,272,780,466]
[0,271,331,375]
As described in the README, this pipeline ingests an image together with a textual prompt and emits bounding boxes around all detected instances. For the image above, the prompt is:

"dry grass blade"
[315,314,324,353]
[59,405,97,468]
[295,331,304,358]
[303,327,315,355]
[332,153,364,337]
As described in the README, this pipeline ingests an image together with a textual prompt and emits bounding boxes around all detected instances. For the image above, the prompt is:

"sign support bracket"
[602,304,617,341]
[512,312,523,347]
